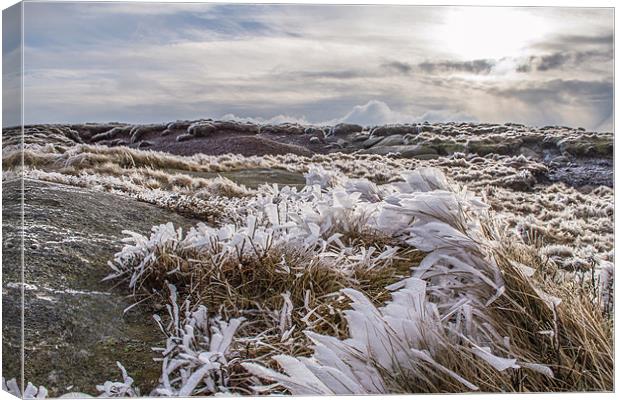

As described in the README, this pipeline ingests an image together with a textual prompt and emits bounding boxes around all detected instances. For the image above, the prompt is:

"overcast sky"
[4,2,614,130]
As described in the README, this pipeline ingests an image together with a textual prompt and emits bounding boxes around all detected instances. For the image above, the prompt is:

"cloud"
[382,61,413,75]
[340,100,477,126]
[418,59,495,74]
[533,33,614,52]
[517,50,612,72]
[14,3,613,131]
[220,113,311,125]
[219,100,477,128]
[476,79,613,130]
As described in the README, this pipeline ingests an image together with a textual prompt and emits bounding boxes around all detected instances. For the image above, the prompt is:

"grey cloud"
[487,79,612,128]
[418,59,495,74]
[490,79,612,103]
[536,33,614,51]
[296,69,367,80]
[517,50,612,72]
[382,61,413,75]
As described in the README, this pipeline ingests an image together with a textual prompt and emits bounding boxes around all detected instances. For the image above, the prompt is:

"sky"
[3,2,614,130]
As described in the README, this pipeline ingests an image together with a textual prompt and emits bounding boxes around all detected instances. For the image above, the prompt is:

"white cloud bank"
[340,100,477,126]
[221,100,477,127]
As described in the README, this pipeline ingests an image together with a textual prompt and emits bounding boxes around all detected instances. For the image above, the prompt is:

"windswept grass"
[2,139,613,396]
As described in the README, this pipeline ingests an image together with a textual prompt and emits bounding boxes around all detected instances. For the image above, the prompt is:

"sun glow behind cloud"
[435,7,551,60]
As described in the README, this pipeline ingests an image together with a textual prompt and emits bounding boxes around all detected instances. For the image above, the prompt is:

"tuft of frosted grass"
[2,378,48,399]
[2,363,138,398]
[152,285,245,397]
[242,167,557,393]
[95,363,140,397]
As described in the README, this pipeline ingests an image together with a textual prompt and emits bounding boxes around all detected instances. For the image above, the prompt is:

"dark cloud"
[489,79,612,107]
[535,33,614,51]
[418,59,495,74]
[382,61,413,74]
[298,70,367,80]
[517,50,612,72]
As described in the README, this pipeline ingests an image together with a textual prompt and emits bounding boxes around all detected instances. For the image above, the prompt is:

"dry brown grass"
[478,224,613,392]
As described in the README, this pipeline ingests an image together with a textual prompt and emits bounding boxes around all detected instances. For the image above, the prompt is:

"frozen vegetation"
[1,121,614,396]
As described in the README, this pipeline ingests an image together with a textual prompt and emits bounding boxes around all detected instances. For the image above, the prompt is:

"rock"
[261,123,305,135]
[91,126,131,143]
[328,123,363,137]
[370,124,419,137]
[434,141,467,156]
[110,139,128,147]
[304,127,325,137]
[557,135,613,158]
[176,133,193,142]
[2,180,199,396]
[187,122,217,137]
[129,124,166,144]
[360,136,384,149]
[467,137,522,156]
[166,120,192,131]
[375,134,405,147]
[361,144,438,158]
[349,133,368,142]
[214,121,260,134]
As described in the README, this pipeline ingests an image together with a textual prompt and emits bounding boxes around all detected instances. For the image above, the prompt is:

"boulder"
[304,127,325,137]
[91,126,131,142]
[2,180,199,396]
[214,121,260,134]
[370,124,419,137]
[328,123,363,137]
[362,144,438,158]
[129,124,167,143]
[167,120,192,131]
[187,122,217,137]
[360,136,384,149]
[375,134,405,147]
[261,123,305,135]
[351,133,370,142]
[137,140,152,149]
[176,133,194,142]
[434,141,467,156]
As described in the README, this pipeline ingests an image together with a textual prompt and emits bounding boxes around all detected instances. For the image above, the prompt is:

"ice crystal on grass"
[152,285,245,397]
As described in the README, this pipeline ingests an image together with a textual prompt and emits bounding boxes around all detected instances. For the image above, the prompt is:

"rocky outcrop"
[260,123,305,135]
[361,144,439,159]
[129,124,167,143]
[2,180,200,396]
[328,123,363,137]
[5,120,612,187]
[370,124,419,137]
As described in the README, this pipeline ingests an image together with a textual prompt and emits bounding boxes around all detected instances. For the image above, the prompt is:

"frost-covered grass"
[109,167,614,394]
[2,143,614,396]
[5,142,613,266]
